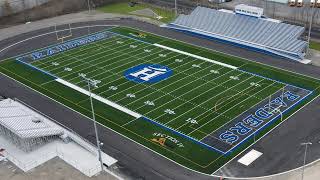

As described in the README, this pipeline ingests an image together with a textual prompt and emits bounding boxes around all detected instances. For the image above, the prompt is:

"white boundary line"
[154,43,238,70]
[55,78,142,118]
[1,24,320,179]
[184,76,260,134]
[42,39,141,74]
[37,36,130,70]
[34,35,124,69]
[198,81,274,141]
[2,69,320,179]
[129,62,223,110]
[150,71,248,123]
[0,71,218,178]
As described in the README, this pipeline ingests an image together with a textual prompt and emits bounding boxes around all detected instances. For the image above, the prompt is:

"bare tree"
[3,0,13,16]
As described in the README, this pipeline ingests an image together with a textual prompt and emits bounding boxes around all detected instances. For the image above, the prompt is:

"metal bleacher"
[166,6,308,62]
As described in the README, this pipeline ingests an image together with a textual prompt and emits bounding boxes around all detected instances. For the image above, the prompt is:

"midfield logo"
[124,64,173,83]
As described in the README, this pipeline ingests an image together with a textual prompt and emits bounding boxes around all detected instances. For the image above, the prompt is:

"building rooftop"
[0,99,64,139]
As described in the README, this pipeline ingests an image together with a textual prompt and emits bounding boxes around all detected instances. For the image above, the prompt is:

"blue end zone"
[15,30,115,63]
[224,89,313,155]
[13,28,114,60]
[13,27,315,156]
[142,87,313,155]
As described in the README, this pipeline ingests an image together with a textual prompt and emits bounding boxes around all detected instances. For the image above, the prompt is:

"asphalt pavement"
[1,19,320,179]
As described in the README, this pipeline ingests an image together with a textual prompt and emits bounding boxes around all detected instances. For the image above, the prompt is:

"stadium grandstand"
[165,5,309,62]
[0,98,64,152]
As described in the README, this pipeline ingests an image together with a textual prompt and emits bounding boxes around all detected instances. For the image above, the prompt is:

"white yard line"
[67,52,181,106]
[48,52,205,120]
[189,82,276,136]
[79,49,174,96]
[55,78,142,118]
[212,78,265,112]
[69,46,161,84]
[203,82,280,137]
[126,61,216,108]
[177,78,265,133]
[2,25,318,178]
[154,44,238,70]
[71,46,242,117]
[50,40,140,73]
[36,37,130,77]
[44,37,130,71]
[201,133,234,146]
[121,118,139,127]
[130,62,262,113]
[69,42,159,83]
[162,73,253,125]
[40,41,144,86]
[135,65,234,115]
[49,42,153,82]
[35,36,124,69]
[106,53,184,100]
[73,47,170,86]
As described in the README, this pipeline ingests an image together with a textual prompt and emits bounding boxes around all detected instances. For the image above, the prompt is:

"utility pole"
[301,142,312,180]
[80,74,104,172]
[87,0,91,14]
[175,0,178,17]
[307,0,315,54]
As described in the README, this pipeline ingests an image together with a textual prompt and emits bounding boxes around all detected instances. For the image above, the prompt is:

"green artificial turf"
[1,26,319,175]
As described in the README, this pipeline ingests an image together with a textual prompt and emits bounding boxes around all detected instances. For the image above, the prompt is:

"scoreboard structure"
[235,4,264,18]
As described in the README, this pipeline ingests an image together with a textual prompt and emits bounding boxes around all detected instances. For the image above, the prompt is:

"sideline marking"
[55,78,142,118]
[2,25,320,178]
[154,43,238,69]
[237,149,263,166]
[0,70,219,177]
[14,30,314,155]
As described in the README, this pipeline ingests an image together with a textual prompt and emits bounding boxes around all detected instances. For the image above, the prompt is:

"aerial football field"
[1,26,320,174]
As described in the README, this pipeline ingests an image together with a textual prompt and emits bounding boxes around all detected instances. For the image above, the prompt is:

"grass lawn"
[310,41,320,51]
[97,2,176,23]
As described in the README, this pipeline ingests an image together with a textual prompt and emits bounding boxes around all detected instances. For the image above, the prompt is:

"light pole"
[87,0,91,14]
[79,73,104,172]
[307,0,315,54]
[301,142,312,180]
[175,0,178,17]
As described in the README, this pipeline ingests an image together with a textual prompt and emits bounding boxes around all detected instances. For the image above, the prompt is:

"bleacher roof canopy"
[167,6,307,61]
[0,99,63,138]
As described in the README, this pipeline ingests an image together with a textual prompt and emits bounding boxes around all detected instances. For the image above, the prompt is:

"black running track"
[1,19,320,179]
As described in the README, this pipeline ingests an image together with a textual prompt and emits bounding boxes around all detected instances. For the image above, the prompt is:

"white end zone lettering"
[218,90,305,146]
